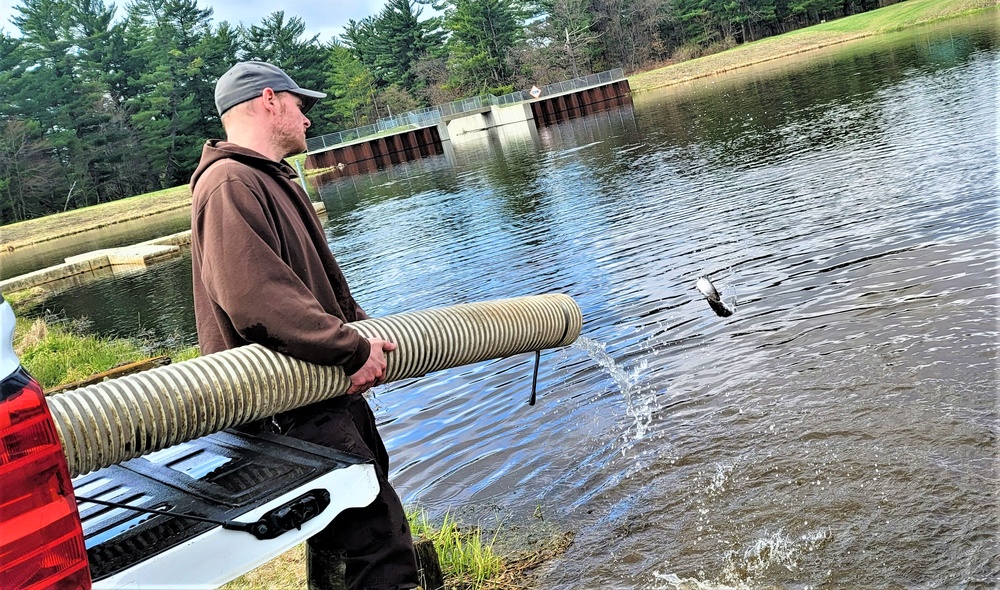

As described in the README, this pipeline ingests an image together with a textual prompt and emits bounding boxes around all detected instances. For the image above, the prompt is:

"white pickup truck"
[1,293,379,590]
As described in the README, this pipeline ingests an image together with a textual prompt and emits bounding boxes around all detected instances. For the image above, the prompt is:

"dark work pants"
[271,395,419,590]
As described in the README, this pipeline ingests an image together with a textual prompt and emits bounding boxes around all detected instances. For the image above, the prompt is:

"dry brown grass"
[221,545,309,590]
[13,318,48,356]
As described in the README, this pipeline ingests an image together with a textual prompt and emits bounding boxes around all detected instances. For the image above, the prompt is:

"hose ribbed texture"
[47,294,582,478]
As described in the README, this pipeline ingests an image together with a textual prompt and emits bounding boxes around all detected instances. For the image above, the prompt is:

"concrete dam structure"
[530,79,633,126]
[305,70,632,179]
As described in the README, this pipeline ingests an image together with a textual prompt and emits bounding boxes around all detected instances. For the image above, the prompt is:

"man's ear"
[260,88,279,114]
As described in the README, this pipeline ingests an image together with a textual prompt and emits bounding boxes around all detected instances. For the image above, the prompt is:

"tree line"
[0,0,887,224]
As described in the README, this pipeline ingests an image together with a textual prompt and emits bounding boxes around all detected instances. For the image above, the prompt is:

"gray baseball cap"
[215,61,326,116]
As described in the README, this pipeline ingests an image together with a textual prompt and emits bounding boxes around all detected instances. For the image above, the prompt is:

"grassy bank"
[9,294,198,390]
[222,508,572,590]
[220,511,505,590]
[0,157,313,254]
[2,185,192,254]
[630,0,996,92]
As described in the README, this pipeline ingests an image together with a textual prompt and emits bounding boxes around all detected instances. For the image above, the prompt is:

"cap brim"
[290,88,326,113]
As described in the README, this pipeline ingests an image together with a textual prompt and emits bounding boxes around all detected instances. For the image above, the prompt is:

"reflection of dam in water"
[305,72,632,181]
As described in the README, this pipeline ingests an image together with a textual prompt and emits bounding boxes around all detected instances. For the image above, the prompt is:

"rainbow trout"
[696,276,735,317]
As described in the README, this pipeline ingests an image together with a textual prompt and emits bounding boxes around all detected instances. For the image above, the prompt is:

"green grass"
[285,153,307,170]
[409,509,506,587]
[804,0,992,33]
[223,509,515,590]
[18,323,147,387]
[629,0,996,92]
[12,306,198,390]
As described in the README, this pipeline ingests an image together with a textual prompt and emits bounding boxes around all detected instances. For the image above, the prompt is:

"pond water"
[28,13,999,588]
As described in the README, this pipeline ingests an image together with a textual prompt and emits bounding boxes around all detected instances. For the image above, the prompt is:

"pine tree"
[192,20,241,135]
[324,42,377,128]
[6,0,124,214]
[342,0,445,96]
[441,0,535,94]
[126,0,216,188]
[242,12,333,134]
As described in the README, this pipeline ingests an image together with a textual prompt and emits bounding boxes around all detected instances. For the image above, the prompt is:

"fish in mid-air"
[696,276,735,317]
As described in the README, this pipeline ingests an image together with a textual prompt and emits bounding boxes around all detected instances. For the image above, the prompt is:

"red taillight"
[0,369,91,590]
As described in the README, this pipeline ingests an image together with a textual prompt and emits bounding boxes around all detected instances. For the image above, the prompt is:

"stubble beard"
[274,127,307,159]
[273,101,308,159]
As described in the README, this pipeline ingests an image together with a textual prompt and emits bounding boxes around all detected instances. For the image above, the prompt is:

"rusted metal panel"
[529,79,633,127]
[304,126,447,178]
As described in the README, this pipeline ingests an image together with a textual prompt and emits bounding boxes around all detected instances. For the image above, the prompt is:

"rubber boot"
[307,544,347,590]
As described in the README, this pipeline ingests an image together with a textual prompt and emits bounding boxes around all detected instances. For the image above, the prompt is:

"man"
[190,61,419,590]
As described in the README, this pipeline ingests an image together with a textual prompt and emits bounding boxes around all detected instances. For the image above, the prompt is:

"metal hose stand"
[47,294,582,478]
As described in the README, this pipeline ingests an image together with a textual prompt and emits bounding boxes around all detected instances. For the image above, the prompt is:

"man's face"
[272,91,311,158]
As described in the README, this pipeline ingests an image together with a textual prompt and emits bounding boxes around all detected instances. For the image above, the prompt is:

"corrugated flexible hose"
[47,294,582,478]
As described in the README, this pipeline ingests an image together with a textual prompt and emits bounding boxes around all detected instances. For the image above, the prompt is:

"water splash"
[651,528,832,589]
[722,528,832,582]
[649,572,748,590]
[572,335,654,441]
[705,462,737,498]
[713,266,741,314]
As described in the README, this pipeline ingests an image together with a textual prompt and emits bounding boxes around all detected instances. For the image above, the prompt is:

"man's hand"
[346,337,397,394]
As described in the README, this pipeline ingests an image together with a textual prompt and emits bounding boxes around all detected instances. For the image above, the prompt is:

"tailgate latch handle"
[225,489,332,540]
[78,488,333,540]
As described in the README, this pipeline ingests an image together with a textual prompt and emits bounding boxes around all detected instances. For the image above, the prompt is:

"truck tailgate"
[74,429,378,589]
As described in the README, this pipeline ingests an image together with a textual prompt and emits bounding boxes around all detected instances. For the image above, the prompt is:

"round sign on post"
[529,85,542,98]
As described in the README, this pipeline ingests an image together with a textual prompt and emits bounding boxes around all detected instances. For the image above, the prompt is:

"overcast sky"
[0,0,391,42]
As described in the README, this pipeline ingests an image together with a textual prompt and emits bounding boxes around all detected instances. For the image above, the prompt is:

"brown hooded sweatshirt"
[190,140,371,374]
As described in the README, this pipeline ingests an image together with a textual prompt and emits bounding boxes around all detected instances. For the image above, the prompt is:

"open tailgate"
[75,429,377,589]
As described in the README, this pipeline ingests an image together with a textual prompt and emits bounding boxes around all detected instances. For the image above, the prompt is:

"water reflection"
[30,255,197,348]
